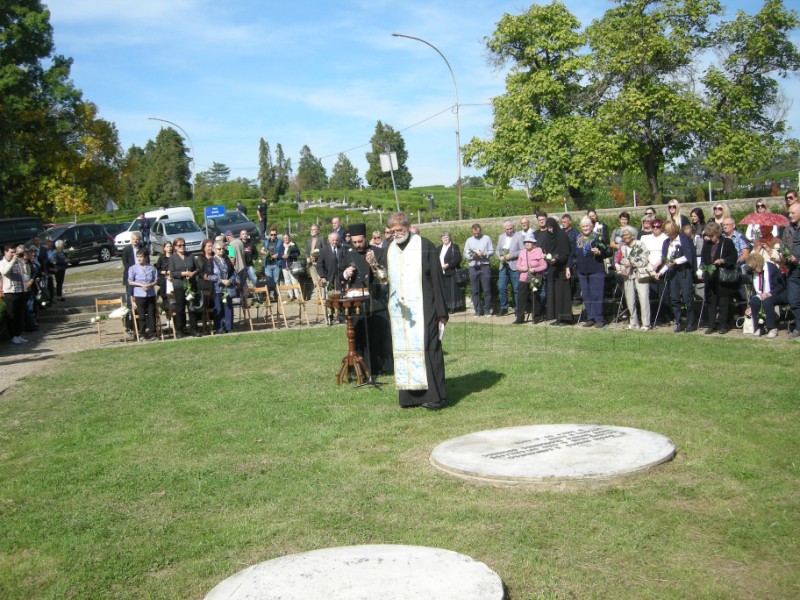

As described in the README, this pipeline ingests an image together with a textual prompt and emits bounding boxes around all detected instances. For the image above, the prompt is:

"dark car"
[43,223,117,265]
[201,210,261,245]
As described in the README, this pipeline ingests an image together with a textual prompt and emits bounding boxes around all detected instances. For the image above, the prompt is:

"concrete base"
[204,544,504,599]
[430,424,676,488]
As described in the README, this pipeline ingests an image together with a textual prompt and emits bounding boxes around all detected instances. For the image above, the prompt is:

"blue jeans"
[264,264,281,294]
[469,265,492,315]
[498,266,520,312]
[212,293,233,332]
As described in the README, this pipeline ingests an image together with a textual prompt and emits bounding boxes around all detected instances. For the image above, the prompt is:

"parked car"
[201,210,261,244]
[0,217,45,249]
[101,222,131,237]
[115,206,195,252]
[43,223,117,265]
[150,219,206,255]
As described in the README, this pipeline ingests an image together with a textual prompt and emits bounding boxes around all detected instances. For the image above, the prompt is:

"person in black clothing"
[168,236,200,338]
[700,222,739,334]
[543,218,573,325]
[436,232,463,313]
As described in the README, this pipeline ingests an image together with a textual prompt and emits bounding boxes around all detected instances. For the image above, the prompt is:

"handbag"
[188,290,206,313]
[718,266,740,284]
[454,268,469,285]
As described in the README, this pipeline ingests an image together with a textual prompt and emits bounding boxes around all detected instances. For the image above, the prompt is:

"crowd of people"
[0,235,67,345]
[4,194,800,349]
[455,191,800,338]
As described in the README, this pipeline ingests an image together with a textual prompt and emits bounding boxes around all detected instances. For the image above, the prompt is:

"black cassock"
[342,246,394,376]
[389,235,449,408]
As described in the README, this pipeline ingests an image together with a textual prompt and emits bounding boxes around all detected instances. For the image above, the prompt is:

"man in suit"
[317,232,345,325]
[331,217,347,245]
[317,232,345,292]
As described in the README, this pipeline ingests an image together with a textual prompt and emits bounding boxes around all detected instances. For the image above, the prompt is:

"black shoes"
[421,402,442,410]
[583,320,595,328]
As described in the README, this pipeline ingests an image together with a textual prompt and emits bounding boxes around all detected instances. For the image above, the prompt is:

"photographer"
[1,245,33,344]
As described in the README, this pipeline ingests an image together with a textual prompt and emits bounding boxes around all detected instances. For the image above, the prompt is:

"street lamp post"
[147,117,196,216]
[392,33,462,221]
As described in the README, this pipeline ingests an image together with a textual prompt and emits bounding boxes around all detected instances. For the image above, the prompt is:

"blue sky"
[47,0,799,189]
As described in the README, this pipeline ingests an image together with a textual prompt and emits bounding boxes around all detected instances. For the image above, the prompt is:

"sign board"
[379,152,398,173]
[204,205,225,219]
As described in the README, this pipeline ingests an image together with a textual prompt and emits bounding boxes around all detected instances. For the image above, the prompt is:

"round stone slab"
[430,424,676,488]
[204,544,504,600]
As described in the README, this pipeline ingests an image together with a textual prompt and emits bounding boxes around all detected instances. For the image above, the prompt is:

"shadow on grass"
[446,369,503,408]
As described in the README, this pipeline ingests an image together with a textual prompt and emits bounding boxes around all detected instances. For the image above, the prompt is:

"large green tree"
[328,153,362,190]
[700,0,800,191]
[0,0,121,218]
[464,2,621,205]
[274,143,291,199]
[140,128,192,206]
[365,121,412,190]
[585,0,723,202]
[257,138,276,199]
[295,145,328,191]
[468,0,798,203]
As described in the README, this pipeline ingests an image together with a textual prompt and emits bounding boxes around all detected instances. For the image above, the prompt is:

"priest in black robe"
[340,223,393,376]
[385,212,448,410]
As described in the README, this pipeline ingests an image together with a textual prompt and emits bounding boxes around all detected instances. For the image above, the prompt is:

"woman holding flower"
[278,233,300,300]
[168,236,200,338]
[155,241,173,304]
[700,222,738,335]
[575,216,612,328]
[210,242,236,333]
[615,227,651,330]
[514,233,547,324]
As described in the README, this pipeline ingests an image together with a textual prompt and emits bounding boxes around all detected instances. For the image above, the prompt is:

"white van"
[114,207,195,252]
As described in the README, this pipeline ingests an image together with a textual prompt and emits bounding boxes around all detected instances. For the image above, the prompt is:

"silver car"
[150,219,205,255]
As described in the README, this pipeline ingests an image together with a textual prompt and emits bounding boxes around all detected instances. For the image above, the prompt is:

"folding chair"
[158,298,177,340]
[243,286,277,329]
[95,296,129,343]
[277,284,310,327]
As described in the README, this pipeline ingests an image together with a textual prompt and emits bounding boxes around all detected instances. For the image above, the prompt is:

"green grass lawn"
[0,324,797,599]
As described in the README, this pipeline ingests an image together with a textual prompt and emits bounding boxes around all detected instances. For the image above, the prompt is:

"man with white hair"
[385,212,448,409]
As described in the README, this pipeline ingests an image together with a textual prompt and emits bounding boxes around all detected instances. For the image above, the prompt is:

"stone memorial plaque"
[430,424,676,488]
[204,544,504,600]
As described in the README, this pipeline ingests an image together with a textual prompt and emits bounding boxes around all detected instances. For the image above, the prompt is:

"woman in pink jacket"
[514,232,548,324]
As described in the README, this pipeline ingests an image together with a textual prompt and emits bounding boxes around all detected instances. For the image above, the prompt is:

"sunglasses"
[714,207,723,210]
[756,204,765,208]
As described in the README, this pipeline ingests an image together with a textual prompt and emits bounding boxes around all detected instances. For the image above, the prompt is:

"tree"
[274,143,291,198]
[210,178,258,200]
[258,138,276,199]
[140,128,192,206]
[463,2,622,205]
[329,153,362,190]
[0,0,122,218]
[700,0,800,192]
[295,145,328,191]
[197,162,230,187]
[365,121,412,189]
[585,0,723,201]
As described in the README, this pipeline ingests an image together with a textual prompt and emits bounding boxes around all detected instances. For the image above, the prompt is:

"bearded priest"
[385,212,449,410]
